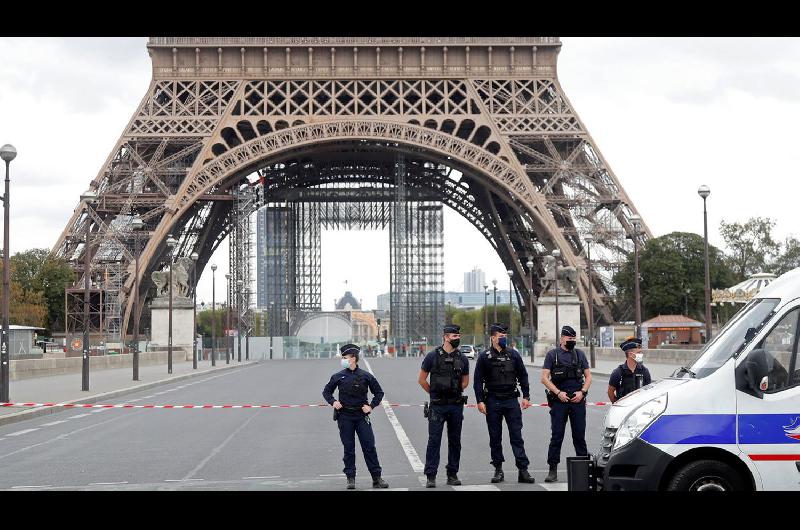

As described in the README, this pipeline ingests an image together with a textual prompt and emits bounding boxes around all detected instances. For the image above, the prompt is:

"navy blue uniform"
[322,367,385,478]
[608,362,652,400]
[543,347,590,466]
[421,348,470,477]
[473,346,531,470]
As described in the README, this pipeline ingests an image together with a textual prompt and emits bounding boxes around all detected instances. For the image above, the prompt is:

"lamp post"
[685,287,691,316]
[507,269,513,345]
[585,235,596,369]
[190,252,199,369]
[236,279,243,362]
[80,188,97,391]
[130,215,144,381]
[492,279,497,322]
[244,288,250,361]
[269,300,274,360]
[0,145,16,402]
[483,284,488,348]
[552,249,561,347]
[526,259,535,363]
[210,264,217,366]
[630,215,643,339]
[698,185,712,342]
[225,273,231,364]
[165,234,177,374]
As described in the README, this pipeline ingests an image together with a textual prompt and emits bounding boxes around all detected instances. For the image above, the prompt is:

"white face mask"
[634,353,643,363]
[341,358,351,369]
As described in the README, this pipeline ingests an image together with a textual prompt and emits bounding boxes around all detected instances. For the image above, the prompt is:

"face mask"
[565,340,576,351]
[498,337,507,349]
[341,358,351,369]
[634,353,643,363]
[449,338,461,349]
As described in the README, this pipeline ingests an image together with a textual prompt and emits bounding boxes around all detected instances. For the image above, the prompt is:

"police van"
[595,266,800,491]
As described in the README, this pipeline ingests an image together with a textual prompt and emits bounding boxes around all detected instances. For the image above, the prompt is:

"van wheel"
[666,460,747,491]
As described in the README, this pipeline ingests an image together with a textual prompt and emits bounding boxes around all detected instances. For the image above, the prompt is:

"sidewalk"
[523,357,681,381]
[0,358,258,427]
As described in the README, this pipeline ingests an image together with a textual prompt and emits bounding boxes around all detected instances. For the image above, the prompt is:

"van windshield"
[675,298,780,379]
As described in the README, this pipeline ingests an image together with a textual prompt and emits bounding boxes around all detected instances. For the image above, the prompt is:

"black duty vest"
[616,363,645,399]
[485,350,518,394]
[340,371,368,403]
[550,349,583,385]
[430,348,464,397]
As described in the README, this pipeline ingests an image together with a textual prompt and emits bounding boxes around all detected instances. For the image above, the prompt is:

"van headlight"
[612,394,668,451]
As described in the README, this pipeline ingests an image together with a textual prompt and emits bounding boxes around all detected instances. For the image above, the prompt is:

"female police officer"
[607,337,652,403]
[322,344,389,489]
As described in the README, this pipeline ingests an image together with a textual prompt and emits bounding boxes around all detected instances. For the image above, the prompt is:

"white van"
[595,267,800,491]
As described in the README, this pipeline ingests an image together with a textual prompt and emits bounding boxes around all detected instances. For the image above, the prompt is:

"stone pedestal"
[534,294,581,359]
[150,296,194,361]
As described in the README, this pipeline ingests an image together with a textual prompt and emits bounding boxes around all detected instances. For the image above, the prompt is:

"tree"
[719,217,780,282]
[6,249,75,333]
[771,236,800,276]
[612,232,736,322]
[196,309,227,339]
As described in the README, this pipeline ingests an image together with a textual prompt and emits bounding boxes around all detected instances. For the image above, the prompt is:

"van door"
[736,305,800,490]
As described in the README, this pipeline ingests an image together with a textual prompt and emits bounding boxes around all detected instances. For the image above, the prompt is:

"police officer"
[540,325,592,483]
[607,337,652,403]
[418,324,470,488]
[322,344,389,489]
[474,323,536,484]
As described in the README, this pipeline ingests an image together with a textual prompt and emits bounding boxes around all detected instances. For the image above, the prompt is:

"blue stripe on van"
[738,414,800,444]
[640,414,737,445]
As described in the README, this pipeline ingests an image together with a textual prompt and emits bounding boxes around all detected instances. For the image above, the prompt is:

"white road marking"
[363,358,425,474]
[7,429,38,437]
[11,485,51,489]
[243,476,280,480]
[165,479,204,482]
[68,414,91,419]
[319,473,345,477]
[41,421,68,427]
[538,482,568,491]
[181,409,263,480]
[451,485,501,491]
[367,487,409,491]
[89,482,129,486]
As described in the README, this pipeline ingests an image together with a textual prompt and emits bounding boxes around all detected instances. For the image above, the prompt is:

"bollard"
[566,455,596,491]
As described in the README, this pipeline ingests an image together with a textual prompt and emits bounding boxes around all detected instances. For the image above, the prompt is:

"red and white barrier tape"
[0,401,611,409]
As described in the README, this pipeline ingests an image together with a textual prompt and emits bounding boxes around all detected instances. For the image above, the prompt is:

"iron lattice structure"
[53,37,652,345]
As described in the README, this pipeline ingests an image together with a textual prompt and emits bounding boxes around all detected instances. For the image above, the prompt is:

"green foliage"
[612,232,735,321]
[196,309,227,338]
[771,236,800,276]
[445,303,521,344]
[719,217,780,281]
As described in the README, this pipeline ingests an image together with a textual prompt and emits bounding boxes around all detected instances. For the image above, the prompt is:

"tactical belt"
[431,396,467,405]
[487,389,520,400]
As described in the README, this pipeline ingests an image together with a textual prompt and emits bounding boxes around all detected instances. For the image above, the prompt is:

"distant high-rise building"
[464,267,486,293]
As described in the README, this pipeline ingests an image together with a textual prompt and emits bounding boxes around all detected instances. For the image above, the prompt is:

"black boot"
[446,472,461,486]
[491,467,504,483]
[518,469,535,483]
[425,475,436,488]
[346,476,356,489]
[372,476,389,488]
[544,465,558,483]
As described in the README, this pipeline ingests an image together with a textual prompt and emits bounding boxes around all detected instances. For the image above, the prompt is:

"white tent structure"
[712,272,776,305]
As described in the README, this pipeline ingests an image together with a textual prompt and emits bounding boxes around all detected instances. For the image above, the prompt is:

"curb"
[0,360,260,428]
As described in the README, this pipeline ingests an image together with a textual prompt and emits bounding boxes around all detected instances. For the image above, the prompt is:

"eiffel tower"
[51,37,651,348]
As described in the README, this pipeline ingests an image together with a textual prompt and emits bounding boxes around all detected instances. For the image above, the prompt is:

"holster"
[423,401,429,418]
[333,408,340,421]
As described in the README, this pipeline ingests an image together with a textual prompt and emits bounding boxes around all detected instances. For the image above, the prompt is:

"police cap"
[489,323,508,334]
[340,343,360,359]
[443,324,461,334]
[620,338,642,352]
[561,325,577,338]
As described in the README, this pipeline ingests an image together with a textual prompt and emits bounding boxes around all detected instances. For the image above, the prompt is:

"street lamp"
[210,264,217,366]
[483,284,488,348]
[80,188,97,392]
[492,279,497,322]
[0,144,16,402]
[526,258,535,363]
[165,234,177,374]
[507,270,513,346]
[236,278,243,362]
[698,185,712,342]
[685,287,691,316]
[630,214,643,339]
[552,249,561,348]
[585,234,596,369]
[130,215,144,381]
[269,300,274,360]
[190,252,199,370]
[225,273,231,364]
[244,287,250,361]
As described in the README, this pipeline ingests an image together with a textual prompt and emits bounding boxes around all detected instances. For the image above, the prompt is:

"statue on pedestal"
[151,257,194,302]
[540,254,579,295]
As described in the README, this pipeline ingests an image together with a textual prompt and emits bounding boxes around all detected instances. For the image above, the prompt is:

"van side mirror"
[735,348,769,399]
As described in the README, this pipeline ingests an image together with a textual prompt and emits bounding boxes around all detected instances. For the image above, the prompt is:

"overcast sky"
[0,37,798,311]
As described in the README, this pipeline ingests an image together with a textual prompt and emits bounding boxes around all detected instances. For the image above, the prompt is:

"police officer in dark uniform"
[540,325,592,483]
[418,324,470,488]
[608,337,652,403]
[322,344,389,489]
[473,323,536,484]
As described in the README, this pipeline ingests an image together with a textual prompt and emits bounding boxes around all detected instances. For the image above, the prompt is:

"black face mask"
[449,338,461,349]
[565,340,576,351]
